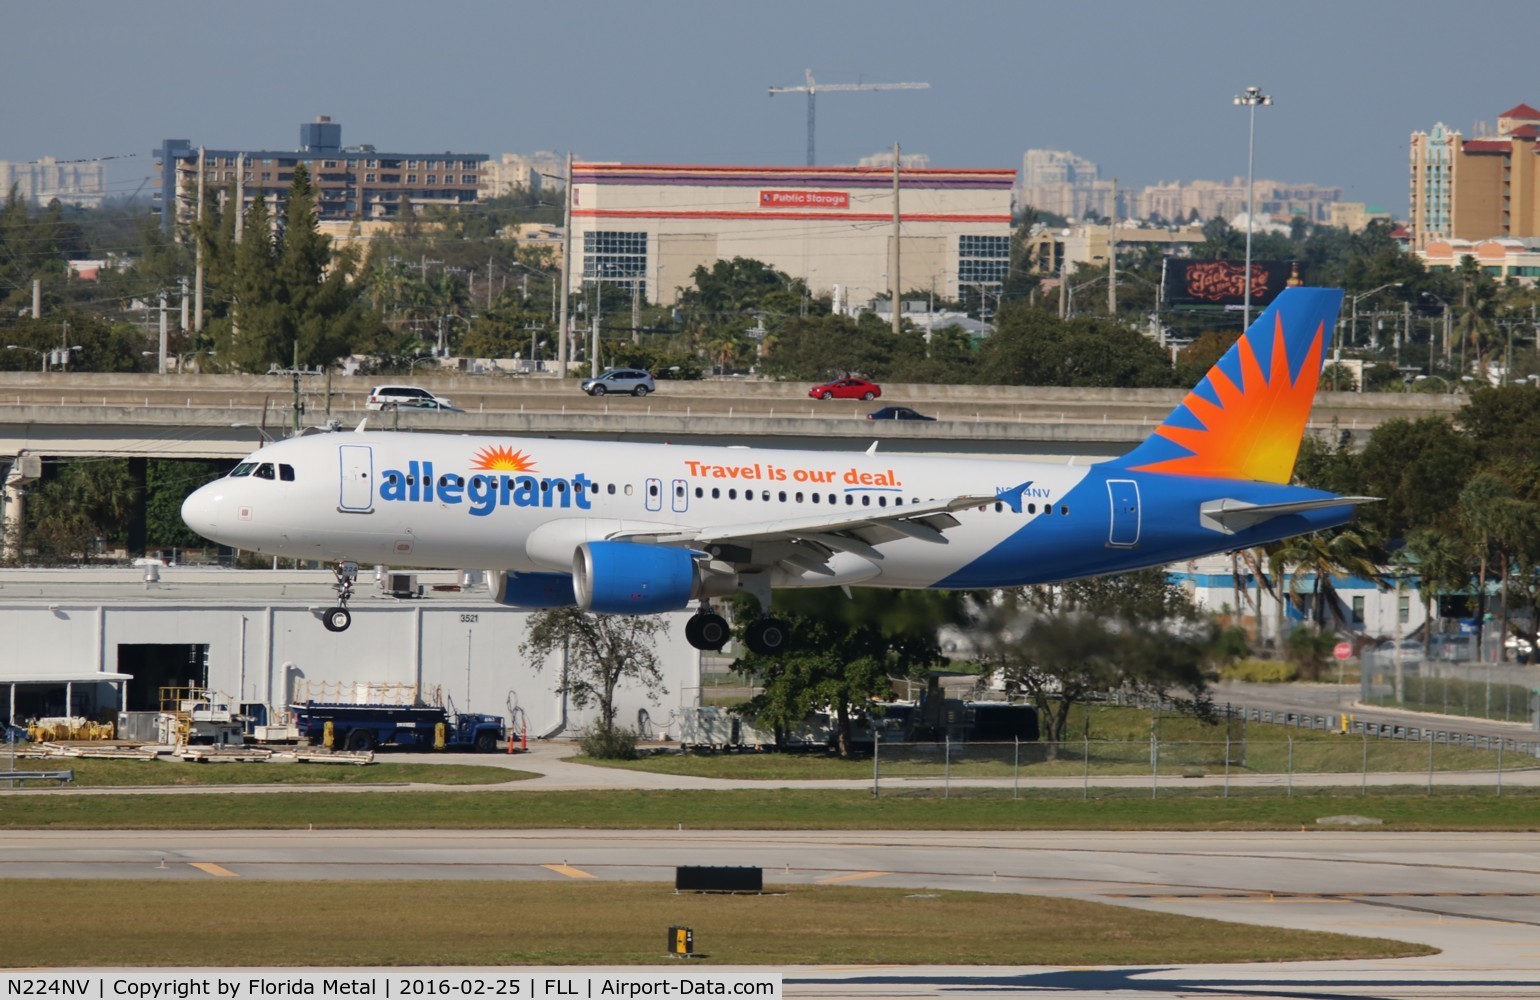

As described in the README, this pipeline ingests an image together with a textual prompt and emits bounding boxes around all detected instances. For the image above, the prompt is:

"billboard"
[1164,260,1302,309]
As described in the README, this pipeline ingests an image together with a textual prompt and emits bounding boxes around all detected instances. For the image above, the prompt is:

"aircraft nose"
[180,482,222,538]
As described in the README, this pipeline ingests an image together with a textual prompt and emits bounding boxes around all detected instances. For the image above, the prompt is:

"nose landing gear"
[322,561,359,632]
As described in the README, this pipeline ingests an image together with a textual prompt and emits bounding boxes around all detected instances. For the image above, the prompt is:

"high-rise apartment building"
[1019,149,1341,225]
[152,117,488,232]
[0,157,106,208]
[1409,104,1540,250]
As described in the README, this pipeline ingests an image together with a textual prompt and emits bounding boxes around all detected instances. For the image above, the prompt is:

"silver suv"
[580,368,655,397]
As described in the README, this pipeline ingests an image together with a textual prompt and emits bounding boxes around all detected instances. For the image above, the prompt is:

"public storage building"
[568,162,1017,306]
[0,567,698,741]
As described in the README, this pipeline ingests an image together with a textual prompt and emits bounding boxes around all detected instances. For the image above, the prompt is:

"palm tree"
[1267,529,1382,632]
[1404,529,1475,655]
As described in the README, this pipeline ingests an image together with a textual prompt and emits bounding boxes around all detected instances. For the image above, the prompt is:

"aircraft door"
[671,479,688,513]
[338,445,374,513]
[1106,478,1140,547]
[645,477,663,512]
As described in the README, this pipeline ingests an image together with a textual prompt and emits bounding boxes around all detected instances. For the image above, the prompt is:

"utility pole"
[769,69,930,167]
[158,289,168,375]
[194,147,206,333]
[891,143,902,337]
[557,153,573,376]
[1107,178,1117,316]
[31,279,40,320]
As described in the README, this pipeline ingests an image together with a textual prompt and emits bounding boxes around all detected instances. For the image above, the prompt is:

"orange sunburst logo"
[470,445,537,472]
[1133,310,1326,484]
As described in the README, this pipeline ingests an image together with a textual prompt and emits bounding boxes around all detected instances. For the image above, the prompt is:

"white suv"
[366,385,453,410]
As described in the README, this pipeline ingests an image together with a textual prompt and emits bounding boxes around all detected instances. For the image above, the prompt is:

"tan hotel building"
[566,163,1016,307]
[1409,103,1540,251]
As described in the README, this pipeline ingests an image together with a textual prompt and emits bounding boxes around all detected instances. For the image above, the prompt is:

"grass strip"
[1,787,1537,830]
[0,880,1432,968]
[0,758,532,787]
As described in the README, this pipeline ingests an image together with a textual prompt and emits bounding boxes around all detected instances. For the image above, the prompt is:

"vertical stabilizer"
[1119,286,1343,484]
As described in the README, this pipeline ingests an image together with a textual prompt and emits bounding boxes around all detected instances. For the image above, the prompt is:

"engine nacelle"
[489,570,577,609]
[573,542,699,614]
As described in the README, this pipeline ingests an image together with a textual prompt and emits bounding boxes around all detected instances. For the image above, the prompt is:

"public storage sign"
[759,190,849,209]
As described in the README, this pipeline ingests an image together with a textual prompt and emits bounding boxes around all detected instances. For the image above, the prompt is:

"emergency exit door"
[1106,478,1141,547]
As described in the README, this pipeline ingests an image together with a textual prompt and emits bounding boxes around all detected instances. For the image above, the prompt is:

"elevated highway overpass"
[0,371,1463,463]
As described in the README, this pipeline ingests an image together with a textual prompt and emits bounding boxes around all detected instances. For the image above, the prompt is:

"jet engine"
[573,541,700,614]
[489,570,577,608]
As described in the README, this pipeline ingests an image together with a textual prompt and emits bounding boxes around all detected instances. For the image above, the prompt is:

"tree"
[19,459,139,565]
[518,608,670,744]
[978,305,1177,388]
[733,589,964,757]
[969,571,1215,754]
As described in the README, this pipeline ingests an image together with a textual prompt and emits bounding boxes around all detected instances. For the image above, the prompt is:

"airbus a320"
[182,287,1366,655]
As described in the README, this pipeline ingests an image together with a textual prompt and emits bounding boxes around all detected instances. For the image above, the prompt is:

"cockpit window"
[229,463,256,478]
[279,464,295,482]
[253,463,275,480]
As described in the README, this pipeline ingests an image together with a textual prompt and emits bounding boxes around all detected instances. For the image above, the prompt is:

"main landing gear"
[323,561,359,633]
[683,604,791,656]
[684,605,731,651]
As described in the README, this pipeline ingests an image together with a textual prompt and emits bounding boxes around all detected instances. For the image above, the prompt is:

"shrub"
[1220,659,1299,683]
[580,724,640,760]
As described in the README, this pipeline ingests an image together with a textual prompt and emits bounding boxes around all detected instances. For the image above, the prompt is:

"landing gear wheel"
[344,728,376,752]
[323,607,352,632]
[686,612,731,651]
[745,618,790,656]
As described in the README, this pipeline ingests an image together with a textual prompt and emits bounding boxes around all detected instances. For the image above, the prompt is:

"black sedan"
[867,406,935,421]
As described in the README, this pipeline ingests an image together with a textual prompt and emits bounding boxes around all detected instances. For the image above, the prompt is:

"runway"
[5,827,1539,998]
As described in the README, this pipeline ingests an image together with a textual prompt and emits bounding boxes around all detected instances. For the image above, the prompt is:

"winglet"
[1119,286,1344,483]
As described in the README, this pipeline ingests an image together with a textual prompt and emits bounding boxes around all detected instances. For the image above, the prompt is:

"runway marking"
[1108,891,1540,900]
[815,871,889,884]
[188,862,238,878]
[542,863,596,879]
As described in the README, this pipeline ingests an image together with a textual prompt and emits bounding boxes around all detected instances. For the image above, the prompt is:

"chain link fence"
[1361,649,1538,723]
[865,730,1540,798]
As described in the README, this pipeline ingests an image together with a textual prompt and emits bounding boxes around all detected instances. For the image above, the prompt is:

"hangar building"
[0,566,699,741]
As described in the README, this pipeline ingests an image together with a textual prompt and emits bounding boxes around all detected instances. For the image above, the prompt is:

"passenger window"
[845,495,854,506]
[761,491,769,501]
[711,487,720,499]
[861,495,871,506]
[778,491,787,502]
[279,464,295,482]
[1028,503,1036,514]
[648,483,658,497]
[694,487,703,498]
[253,463,275,480]
[607,483,616,495]
[795,492,803,503]
[1060,505,1069,516]
[729,489,737,500]
[879,496,887,507]
[624,484,634,496]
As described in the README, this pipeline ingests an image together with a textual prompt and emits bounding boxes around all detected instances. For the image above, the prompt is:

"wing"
[610,493,999,577]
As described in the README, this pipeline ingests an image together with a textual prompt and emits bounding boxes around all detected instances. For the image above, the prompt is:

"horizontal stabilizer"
[1200,496,1378,535]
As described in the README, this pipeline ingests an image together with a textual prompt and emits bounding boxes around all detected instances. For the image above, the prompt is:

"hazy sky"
[5,1,1536,216]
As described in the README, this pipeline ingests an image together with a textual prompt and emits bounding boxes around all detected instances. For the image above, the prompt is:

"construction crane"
[768,69,930,167]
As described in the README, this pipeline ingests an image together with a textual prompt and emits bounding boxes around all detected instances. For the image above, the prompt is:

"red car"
[808,377,882,401]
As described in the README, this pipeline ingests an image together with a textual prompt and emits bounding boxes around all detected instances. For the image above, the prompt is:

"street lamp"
[1233,85,1272,329]
[1349,282,1403,347]
[1421,291,1451,369]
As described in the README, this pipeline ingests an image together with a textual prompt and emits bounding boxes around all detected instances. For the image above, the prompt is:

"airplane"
[181,286,1369,655]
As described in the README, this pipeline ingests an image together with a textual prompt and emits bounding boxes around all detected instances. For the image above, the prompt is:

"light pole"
[1233,86,1272,329]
